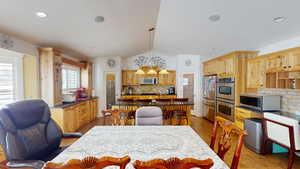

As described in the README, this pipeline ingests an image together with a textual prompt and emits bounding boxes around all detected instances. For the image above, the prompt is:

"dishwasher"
[244,118,264,153]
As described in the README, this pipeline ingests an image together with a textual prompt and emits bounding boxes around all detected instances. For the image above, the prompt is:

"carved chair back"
[43,156,130,169]
[209,117,247,169]
[133,157,214,169]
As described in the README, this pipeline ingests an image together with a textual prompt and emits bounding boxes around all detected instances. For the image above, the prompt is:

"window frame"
[62,64,81,91]
[0,48,24,104]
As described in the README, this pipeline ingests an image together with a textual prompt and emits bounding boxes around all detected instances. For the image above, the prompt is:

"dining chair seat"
[135,107,163,126]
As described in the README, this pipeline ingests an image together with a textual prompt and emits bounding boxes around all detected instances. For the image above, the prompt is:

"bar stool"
[156,99,172,125]
[172,98,189,125]
[101,110,114,125]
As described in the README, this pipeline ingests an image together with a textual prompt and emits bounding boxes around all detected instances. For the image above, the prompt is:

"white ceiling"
[155,0,300,57]
[1,0,300,59]
[0,0,160,58]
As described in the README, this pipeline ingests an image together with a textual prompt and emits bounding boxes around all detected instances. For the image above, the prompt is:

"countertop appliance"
[62,93,76,102]
[202,75,217,122]
[140,77,157,85]
[240,93,281,112]
[168,87,175,95]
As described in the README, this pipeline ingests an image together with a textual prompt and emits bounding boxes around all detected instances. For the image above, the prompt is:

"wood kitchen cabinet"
[51,98,98,132]
[235,107,262,129]
[81,62,93,96]
[247,57,266,89]
[122,70,140,86]
[159,70,176,86]
[39,48,63,106]
[122,70,176,86]
[266,54,282,72]
[217,55,235,77]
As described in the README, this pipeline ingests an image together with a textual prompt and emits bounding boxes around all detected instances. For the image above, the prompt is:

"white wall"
[258,35,300,55]
[93,56,122,113]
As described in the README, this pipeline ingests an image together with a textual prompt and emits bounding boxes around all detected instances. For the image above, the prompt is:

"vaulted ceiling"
[0,0,160,58]
[1,0,300,58]
[155,0,300,57]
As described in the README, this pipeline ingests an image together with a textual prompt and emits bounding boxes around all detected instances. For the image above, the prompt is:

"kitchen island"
[111,101,194,125]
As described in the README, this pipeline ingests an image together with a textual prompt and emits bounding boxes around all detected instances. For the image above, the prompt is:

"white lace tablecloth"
[52,126,229,169]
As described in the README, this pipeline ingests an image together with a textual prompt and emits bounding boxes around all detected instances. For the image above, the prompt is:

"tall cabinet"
[39,48,63,106]
[81,61,93,96]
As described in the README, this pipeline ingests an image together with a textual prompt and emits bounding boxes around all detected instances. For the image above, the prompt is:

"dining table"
[52,126,230,169]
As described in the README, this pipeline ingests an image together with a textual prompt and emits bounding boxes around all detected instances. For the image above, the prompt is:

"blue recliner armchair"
[0,100,82,169]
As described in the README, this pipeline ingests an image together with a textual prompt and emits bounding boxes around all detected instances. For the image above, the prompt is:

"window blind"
[62,65,80,90]
[0,63,15,105]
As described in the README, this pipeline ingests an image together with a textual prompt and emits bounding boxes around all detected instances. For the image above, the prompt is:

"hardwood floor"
[62,116,300,169]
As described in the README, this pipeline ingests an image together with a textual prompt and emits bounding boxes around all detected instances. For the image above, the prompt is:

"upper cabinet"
[81,62,93,97]
[247,46,300,90]
[283,50,300,71]
[247,57,266,89]
[122,70,176,86]
[217,56,235,77]
[266,54,282,72]
[203,60,219,76]
[159,70,176,86]
[122,70,140,86]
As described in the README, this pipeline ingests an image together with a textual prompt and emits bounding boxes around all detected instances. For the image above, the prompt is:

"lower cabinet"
[51,99,98,132]
[234,107,262,129]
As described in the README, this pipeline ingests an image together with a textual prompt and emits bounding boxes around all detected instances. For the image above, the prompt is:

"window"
[0,63,15,105]
[62,64,80,91]
[0,49,23,106]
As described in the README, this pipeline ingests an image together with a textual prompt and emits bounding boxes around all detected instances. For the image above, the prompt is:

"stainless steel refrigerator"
[202,75,217,122]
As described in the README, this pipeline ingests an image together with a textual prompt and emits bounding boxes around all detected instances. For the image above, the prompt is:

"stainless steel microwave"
[240,94,281,112]
[140,77,158,85]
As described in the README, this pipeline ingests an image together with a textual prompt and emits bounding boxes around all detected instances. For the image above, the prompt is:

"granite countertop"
[236,106,300,123]
[113,101,194,106]
[121,94,177,96]
[52,97,98,109]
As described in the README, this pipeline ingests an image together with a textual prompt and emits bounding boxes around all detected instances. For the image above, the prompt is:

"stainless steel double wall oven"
[216,77,235,121]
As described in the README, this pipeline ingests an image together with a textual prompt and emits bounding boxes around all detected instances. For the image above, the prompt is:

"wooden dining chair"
[43,156,130,169]
[133,157,214,169]
[262,113,300,169]
[172,98,189,125]
[210,117,247,169]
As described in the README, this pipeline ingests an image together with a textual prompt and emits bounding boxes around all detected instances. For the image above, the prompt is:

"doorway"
[183,74,194,105]
[105,73,116,109]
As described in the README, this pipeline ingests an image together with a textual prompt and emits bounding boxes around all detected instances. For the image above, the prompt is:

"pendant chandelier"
[135,28,168,75]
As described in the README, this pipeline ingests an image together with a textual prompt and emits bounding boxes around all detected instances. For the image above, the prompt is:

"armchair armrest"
[63,132,82,138]
[6,160,44,169]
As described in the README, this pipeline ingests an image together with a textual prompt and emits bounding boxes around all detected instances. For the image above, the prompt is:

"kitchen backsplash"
[257,88,300,114]
[122,86,173,95]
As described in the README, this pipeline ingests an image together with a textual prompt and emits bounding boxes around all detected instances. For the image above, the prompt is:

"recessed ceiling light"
[273,16,286,23]
[35,12,47,18]
[95,16,105,23]
[209,14,221,22]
